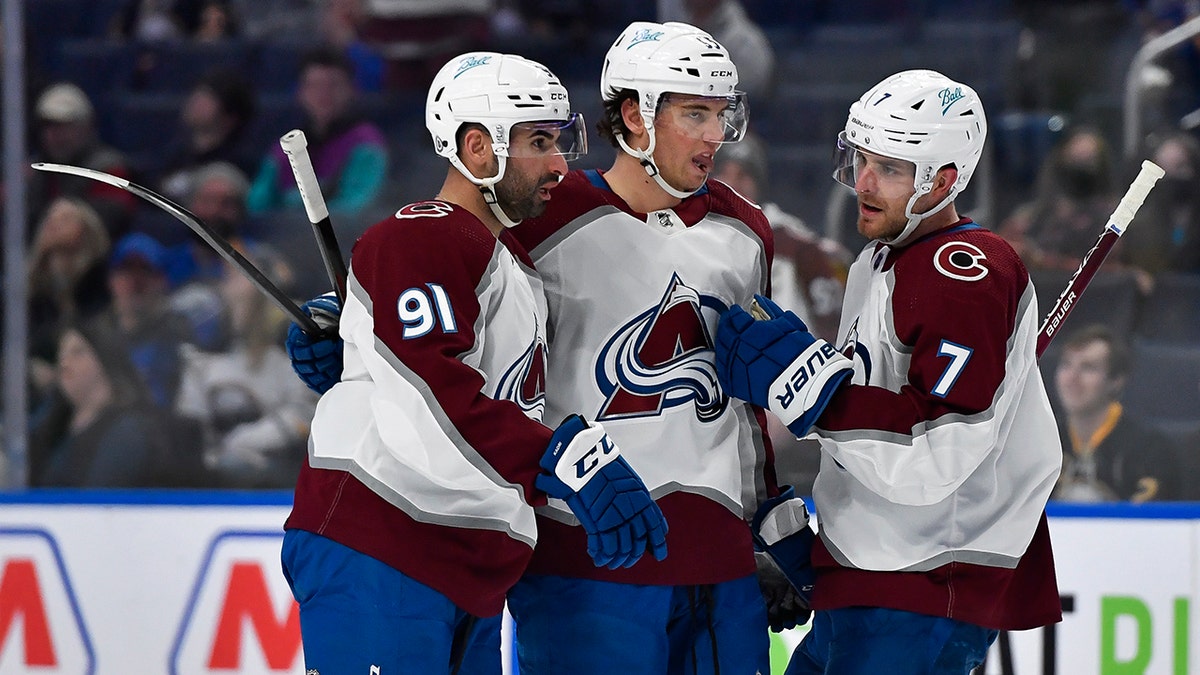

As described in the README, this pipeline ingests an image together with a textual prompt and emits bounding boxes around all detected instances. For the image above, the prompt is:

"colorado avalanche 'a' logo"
[595,275,727,422]
[495,333,547,418]
[841,317,872,383]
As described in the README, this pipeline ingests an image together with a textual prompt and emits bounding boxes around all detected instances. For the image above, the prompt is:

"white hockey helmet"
[600,21,748,198]
[426,52,587,227]
[833,69,987,246]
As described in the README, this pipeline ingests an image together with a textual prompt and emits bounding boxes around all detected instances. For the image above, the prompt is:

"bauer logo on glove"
[771,341,842,412]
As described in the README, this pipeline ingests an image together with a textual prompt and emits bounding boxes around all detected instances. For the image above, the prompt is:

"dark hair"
[194,67,256,125]
[596,89,638,148]
[29,317,155,481]
[63,317,154,408]
[1060,324,1131,380]
[454,121,488,155]
[300,45,356,80]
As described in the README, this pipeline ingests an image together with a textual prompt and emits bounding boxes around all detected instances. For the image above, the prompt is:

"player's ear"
[459,126,495,170]
[935,164,959,197]
[621,98,647,139]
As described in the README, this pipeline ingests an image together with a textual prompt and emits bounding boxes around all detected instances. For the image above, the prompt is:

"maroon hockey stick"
[280,129,348,302]
[1036,160,1165,357]
[30,162,330,338]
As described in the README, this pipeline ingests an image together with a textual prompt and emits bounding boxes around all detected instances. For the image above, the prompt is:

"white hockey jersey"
[512,169,778,585]
[809,220,1063,630]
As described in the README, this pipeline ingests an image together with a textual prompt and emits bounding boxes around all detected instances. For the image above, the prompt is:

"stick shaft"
[30,162,327,337]
[1035,230,1119,357]
[1035,160,1165,357]
[280,129,348,301]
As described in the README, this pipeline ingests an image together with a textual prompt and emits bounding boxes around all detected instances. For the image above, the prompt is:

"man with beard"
[281,52,666,674]
[715,69,1062,674]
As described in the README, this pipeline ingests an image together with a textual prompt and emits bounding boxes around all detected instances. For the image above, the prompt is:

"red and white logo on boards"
[0,529,94,674]
[171,531,302,675]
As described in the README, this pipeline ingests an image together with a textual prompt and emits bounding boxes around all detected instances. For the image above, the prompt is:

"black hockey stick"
[279,129,348,302]
[30,162,330,338]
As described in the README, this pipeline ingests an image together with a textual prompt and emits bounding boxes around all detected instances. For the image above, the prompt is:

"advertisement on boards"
[0,493,1196,675]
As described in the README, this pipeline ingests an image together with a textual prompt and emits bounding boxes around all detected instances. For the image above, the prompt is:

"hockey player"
[283,25,788,673]
[715,70,1063,674]
[281,52,666,675]
[503,22,780,674]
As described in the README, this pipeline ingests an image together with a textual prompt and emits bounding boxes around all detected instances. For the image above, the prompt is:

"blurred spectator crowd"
[3,0,1200,497]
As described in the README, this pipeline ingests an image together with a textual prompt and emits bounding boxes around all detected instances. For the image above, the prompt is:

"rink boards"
[0,491,1197,675]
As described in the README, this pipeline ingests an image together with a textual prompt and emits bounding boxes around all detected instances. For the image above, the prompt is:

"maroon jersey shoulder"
[705,179,773,254]
[351,201,498,290]
[891,223,1029,326]
[511,170,616,252]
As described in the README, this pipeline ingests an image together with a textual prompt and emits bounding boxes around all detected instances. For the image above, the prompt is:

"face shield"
[655,93,749,144]
[832,131,918,200]
[500,113,588,161]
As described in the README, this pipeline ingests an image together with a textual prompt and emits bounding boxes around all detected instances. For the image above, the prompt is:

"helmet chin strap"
[450,153,522,229]
[882,186,956,247]
[617,123,697,200]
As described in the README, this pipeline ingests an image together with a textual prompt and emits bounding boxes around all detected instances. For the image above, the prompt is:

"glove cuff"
[541,418,621,493]
[753,493,811,548]
[767,340,852,426]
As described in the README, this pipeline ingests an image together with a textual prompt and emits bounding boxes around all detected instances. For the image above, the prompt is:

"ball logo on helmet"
[938,87,965,114]
[454,54,492,78]
[628,29,665,48]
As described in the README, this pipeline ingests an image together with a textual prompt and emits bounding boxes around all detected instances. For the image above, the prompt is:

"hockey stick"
[279,129,348,302]
[1036,160,1165,357]
[30,162,329,338]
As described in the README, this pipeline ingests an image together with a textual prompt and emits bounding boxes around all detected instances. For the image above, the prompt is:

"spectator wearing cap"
[101,232,196,409]
[151,68,260,202]
[28,82,137,241]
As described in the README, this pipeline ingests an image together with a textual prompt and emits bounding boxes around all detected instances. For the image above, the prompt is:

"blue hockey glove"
[286,293,344,395]
[715,294,852,437]
[751,485,815,629]
[536,415,668,569]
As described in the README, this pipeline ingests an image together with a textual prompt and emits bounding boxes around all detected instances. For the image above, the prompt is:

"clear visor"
[502,113,588,161]
[655,92,749,144]
[832,131,917,198]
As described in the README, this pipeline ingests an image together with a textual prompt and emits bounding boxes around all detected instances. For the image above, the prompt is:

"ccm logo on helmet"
[711,70,734,77]
[933,241,988,282]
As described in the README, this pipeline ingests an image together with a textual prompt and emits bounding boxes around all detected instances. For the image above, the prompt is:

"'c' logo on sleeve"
[933,241,988,282]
